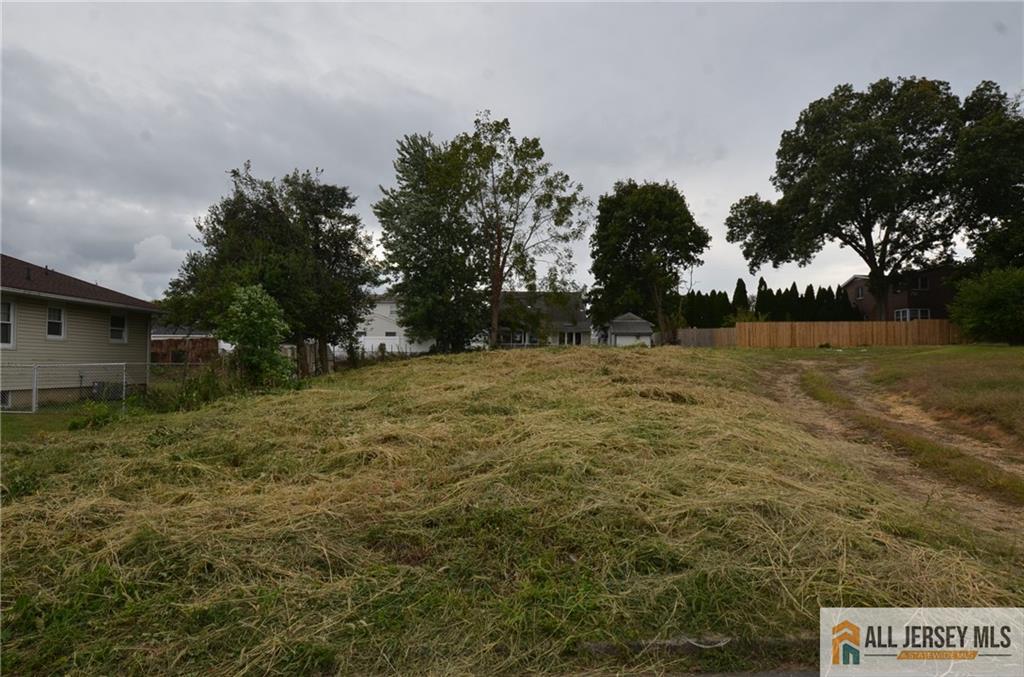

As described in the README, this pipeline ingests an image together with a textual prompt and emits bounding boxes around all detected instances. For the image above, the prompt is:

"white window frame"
[109,314,128,343]
[1,300,14,349]
[894,308,931,321]
[46,305,66,340]
[856,286,865,300]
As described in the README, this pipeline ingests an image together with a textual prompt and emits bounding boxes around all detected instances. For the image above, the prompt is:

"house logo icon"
[832,620,861,665]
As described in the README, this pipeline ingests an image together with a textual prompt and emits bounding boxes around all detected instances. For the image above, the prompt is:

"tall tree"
[165,163,378,373]
[375,134,488,353]
[460,112,591,347]
[954,82,1024,270]
[726,77,964,319]
[731,278,750,312]
[589,180,711,340]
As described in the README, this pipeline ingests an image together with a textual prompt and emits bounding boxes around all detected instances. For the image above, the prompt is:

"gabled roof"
[839,274,869,289]
[609,312,654,334]
[151,323,213,338]
[1,254,160,312]
[501,290,590,331]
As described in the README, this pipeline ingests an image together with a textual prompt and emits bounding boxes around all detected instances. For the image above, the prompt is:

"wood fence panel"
[675,327,737,347]
[734,320,962,348]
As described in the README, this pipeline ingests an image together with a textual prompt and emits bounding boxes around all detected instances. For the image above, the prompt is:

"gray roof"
[502,291,590,331]
[609,312,654,334]
[151,323,213,337]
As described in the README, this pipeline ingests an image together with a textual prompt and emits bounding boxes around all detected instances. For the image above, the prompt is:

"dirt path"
[773,360,1024,540]
[831,363,1024,472]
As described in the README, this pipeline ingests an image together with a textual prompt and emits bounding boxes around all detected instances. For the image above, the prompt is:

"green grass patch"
[4,348,1023,674]
[800,368,1024,506]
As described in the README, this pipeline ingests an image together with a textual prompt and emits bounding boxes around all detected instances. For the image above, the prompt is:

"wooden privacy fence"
[734,319,964,348]
[674,327,737,347]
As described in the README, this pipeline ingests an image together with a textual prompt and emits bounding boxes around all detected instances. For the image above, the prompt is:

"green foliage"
[67,401,116,431]
[955,83,1024,271]
[216,285,294,385]
[589,180,711,337]
[950,268,1024,344]
[375,114,589,349]
[375,134,488,352]
[460,112,592,346]
[751,278,859,321]
[163,163,379,370]
[731,278,750,312]
[144,365,232,413]
[726,77,970,317]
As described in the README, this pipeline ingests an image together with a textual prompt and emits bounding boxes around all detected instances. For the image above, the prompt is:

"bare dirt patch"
[773,361,1024,541]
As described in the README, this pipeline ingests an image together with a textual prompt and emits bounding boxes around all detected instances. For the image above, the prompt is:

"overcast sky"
[3,2,1021,300]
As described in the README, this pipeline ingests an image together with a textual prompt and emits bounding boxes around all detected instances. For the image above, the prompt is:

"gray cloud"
[3,2,1021,299]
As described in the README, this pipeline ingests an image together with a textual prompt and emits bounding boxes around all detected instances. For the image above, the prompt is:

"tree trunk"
[317,334,331,374]
[296,340,311,378]
[651,281,674,346]
[488,279,502,348]
[868,271,890,321]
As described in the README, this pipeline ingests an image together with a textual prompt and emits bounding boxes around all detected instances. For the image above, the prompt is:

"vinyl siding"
[357,301,434,354]
[1,292,151,389]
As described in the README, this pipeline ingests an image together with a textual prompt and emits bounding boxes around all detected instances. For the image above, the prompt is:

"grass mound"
[3,348,1022,674]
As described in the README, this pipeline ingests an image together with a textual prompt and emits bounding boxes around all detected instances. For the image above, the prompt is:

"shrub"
[216,285,294,385]
[950,267,1024,344]
[68,401,116,430]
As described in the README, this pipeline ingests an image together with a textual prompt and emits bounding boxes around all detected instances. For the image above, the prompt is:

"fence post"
[122,363,127,414]
[31,364,38,413]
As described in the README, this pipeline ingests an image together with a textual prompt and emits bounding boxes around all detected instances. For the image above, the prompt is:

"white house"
[356,296,434,356]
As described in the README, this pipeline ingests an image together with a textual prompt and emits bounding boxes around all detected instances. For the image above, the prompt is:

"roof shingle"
[1,254,160,312]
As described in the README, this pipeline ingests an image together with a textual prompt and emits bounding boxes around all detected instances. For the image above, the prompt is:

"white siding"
[357,301,434,355]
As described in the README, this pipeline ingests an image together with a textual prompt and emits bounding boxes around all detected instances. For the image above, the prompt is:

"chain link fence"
[1,362,224,414]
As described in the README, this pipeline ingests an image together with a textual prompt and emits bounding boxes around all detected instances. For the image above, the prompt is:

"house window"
[894,308,931,321]
[856,286,865,300]
[384,331,397,337]
[1,301,13,346]
[109,315,127,342]
[558,331,583,345]
[46,307,65,338]
[356,331,367,337]
[912,276,929,291]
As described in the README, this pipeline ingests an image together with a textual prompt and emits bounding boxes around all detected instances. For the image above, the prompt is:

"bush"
[68,401,117,430]
[216,285,294,385]
[950,267,1024,344]
[143,365,233,413]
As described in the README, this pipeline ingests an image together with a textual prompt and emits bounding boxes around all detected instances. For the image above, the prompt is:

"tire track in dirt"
[772,361,1024,540]
[831,364,1024,473]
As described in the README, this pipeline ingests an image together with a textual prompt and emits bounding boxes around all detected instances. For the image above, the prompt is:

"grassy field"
[2,346,1022,674]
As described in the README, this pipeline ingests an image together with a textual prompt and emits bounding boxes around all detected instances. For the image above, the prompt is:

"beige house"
[1,254,159,410]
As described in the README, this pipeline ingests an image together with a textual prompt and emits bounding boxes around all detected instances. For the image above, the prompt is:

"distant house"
[150,323,221,363]
[841,267,957,321]
[0,254,160,409]
[356,295,435,356]
[605,312,655,346]
[357,290,657,352]
[497,291,592,347]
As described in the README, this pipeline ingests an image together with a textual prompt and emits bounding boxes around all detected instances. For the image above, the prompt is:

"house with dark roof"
[496,290,592,347]
[1,254,160,408]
